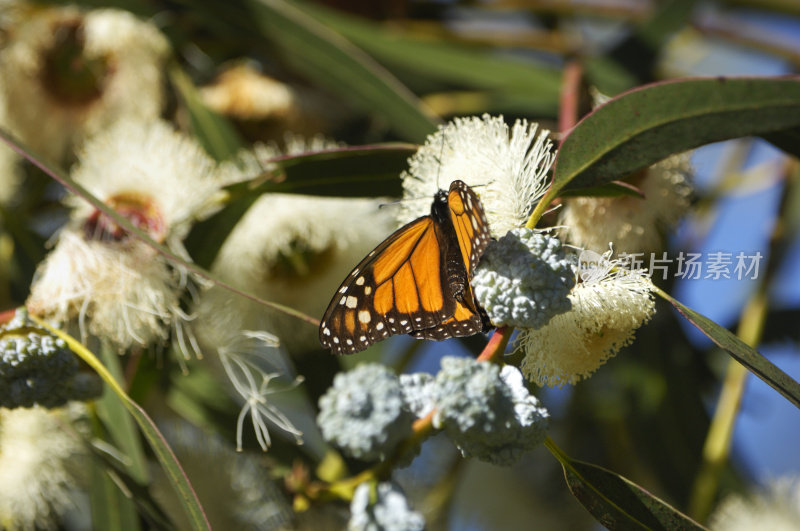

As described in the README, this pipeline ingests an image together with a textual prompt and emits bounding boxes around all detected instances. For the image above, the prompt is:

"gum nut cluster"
[473,228,576,329]
[349,482,425,531]
[317,364,415,461]
[0,309,102,408]
[430,356,549,466]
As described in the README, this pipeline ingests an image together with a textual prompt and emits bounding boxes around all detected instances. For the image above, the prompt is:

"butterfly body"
[319,180,491,354]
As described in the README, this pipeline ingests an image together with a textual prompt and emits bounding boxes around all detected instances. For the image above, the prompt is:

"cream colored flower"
[27,119,224,354]
[518,249,656,386]
[710,477,800,531]
[212,193,394,351]
[399,114,555,236]
[0,87,22,206]
[200,61,344,142]
[0,6,169,163]
[0,405,87,531]
[561,153,693,254]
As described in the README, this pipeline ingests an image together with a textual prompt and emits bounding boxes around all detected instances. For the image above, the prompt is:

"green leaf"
[87,437,174,530]
[185,143,414,268]
[245,0,438,142]
[31,318,213,531]
[96,342,149,484]
[298,1,562,101]
[169,65,244,162]
[547,76,800,202]
[558,180,645,199]
[562,458,706,530]
[658,289,800,409]
[89,455,141,531]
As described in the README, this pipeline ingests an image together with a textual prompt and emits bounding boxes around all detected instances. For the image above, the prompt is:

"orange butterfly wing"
[409,181,491,341]
[319,180,491,354]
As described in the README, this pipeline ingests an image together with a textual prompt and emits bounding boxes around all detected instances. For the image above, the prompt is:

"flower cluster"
[318,359,549,467]
[0,404,88,530]
[0,6,169,163]
[317,364,414,461]
[400,114,665,387]
[349,482,425,531]
[473,228,576,329]
[0,308,101,409]
[428,357,549,465]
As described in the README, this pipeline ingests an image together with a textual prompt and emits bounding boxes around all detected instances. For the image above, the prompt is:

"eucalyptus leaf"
[185,143,414,268]
[298,1,563,100]
[245,0,438,142]
[563,458,706,530]
[547,76,800,203]
[659,290,800,409]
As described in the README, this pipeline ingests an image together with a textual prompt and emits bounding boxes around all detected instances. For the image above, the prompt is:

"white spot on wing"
[345,296,358,309]
[358,310,371,324]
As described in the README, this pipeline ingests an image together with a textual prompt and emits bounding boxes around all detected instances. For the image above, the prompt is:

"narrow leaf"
[299,1,562,99]
[658,289,800,409]
[563,459,706,531]
[548,76,800,202]
[31,318,212,531]
[558,180,645,199]
[185,143,414,268]
[169,64,243,162]
[96,342,149,484]
[246,0,438,142]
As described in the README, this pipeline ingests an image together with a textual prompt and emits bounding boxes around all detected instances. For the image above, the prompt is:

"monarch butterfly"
[319,180,493,354]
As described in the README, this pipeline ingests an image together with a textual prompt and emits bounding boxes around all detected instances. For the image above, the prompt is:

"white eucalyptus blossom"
[710,477,800,531]
[0,7,170,163]
[399,114,555,236]
[561,153,693,254]
[211,141,394,352]
[27,119,224,356]
[518,249,656,386]
[0,404,87,531]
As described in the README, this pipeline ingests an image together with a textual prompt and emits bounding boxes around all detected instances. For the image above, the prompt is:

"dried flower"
[0,7,169,163]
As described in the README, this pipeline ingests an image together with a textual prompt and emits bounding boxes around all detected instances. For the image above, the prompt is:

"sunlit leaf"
[545,76,800,205]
